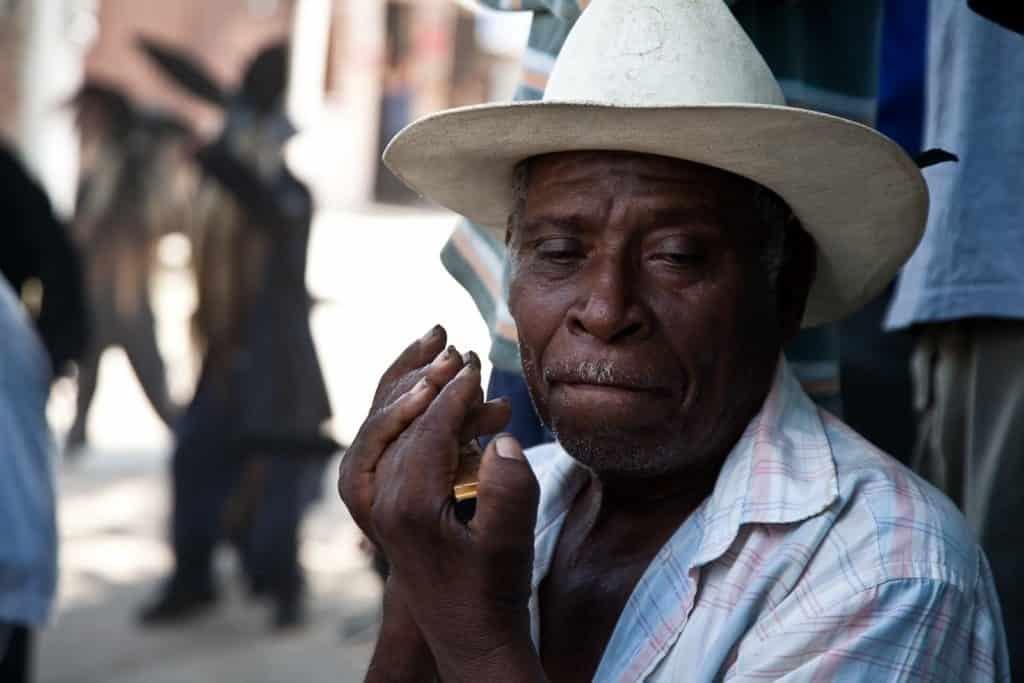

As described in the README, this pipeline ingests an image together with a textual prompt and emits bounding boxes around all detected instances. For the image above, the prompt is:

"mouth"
[544,363,666,394]
[545,366,672,411]
[539,360,682,433]
[555,380,659,394]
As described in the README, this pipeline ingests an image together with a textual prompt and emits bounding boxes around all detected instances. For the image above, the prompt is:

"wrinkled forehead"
[516,150,765,232]
[523,150,759,209]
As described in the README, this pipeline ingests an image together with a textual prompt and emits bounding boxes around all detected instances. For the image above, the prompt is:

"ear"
[239,42,289,113]
[138,36,230,108]
[776,221,817,343]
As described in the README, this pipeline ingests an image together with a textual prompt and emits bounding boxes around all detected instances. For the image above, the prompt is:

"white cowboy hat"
[383,0,927,326]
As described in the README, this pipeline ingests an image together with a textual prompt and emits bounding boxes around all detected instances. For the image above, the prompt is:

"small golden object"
[452,440,482,502]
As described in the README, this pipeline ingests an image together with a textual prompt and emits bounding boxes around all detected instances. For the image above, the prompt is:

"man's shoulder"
[819,412,983,592]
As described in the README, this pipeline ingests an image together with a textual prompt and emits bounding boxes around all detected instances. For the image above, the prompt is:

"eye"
[648,236,706,269]
[652,251,705,267]
[535,237,584,264]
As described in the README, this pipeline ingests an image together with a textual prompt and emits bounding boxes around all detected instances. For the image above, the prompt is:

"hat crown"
[545,0,785,107]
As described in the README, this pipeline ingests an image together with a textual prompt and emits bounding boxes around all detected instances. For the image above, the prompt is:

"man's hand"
[339,327,544,680]
[371,359,544,681]
[338,325,545,681]
[338,325,509,544]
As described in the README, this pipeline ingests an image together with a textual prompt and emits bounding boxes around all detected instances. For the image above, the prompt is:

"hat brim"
[383,101,927,327]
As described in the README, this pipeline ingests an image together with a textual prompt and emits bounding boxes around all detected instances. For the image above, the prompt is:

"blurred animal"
[66,83,194,452]
[137,39,335,630]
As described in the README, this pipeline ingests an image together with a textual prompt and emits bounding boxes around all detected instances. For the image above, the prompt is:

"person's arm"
[726,562,1010,681]
[365,581,437,683]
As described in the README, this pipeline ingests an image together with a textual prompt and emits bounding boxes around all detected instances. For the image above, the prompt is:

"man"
[138,41,335,630]
[0,261,58,682]
[0,113,86,683]
[885,1,1024,672]
[340,0,1010,680]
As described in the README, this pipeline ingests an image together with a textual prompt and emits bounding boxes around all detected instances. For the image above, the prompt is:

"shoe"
[139,581,219,626]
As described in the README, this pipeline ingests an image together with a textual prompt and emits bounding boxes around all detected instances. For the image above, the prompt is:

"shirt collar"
[528,357,840,679]
[533,356,839,569]
[690,356,839,568]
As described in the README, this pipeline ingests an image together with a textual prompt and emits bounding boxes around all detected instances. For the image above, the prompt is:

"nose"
[568,255,649,343]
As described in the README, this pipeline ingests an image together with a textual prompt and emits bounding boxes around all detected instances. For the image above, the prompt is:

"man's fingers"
[397,363,485,499]
[470,434,539,547]
[379,344,467,410]
[422,345,467,392]
[375,325,447,404]
[338,377,438,527]
[459,399,512,444]
[420,363,485,443]
[352,379,437,475]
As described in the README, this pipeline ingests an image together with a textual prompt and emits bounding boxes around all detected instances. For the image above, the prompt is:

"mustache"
[543,359,664,390]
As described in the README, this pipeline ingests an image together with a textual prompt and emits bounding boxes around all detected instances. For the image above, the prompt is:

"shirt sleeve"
[726,572,1011,682]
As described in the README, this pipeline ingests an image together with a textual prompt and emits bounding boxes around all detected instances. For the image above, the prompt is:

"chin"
[552,422,683,479]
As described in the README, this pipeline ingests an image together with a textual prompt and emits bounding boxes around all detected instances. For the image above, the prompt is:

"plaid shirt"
[524,360,1010,681]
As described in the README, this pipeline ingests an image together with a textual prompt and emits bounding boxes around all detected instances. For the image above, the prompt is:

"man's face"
[508,151,791,479]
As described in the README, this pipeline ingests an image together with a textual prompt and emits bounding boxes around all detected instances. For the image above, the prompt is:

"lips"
[556,380,657,394]
[540,360,680,430]
[543,364,666,394]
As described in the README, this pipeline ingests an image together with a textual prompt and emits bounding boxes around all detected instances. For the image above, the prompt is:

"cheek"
[651,280,747,401]
[509,272,574,386]
[508,270,572,346]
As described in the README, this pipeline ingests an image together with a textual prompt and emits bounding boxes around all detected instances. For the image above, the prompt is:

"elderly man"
[339,0,1010,680]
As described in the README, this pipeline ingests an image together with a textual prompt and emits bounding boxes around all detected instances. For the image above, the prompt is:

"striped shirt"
[524,359,1010,681]
[439,0,580,373]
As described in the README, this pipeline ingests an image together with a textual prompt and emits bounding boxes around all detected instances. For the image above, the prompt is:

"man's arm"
[365,581,437,683]
[727,569,1010,681]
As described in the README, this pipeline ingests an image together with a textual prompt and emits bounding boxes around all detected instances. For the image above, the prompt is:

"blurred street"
[37,205,493,683]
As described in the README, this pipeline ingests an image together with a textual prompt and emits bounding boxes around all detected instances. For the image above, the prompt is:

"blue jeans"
[171,373,323,598]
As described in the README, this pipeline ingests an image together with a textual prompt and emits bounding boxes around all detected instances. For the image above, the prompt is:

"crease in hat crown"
[541,0,785,108]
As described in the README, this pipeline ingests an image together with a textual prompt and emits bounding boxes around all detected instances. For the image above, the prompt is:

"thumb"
[470,434,539,547]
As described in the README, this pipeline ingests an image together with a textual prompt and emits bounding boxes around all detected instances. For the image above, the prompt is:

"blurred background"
[4,0,1024,681]
[0,0,533,680]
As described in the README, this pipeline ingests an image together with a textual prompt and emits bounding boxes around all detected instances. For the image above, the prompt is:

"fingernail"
[432,346,455,366]
[420,325,442,344]
[462,350,481,370]
[495,435,523,461]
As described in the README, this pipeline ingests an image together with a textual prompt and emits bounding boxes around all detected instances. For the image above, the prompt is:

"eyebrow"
[520,207,725,234]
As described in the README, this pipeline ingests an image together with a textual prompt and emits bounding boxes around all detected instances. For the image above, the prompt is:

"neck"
[573,454,726,550]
